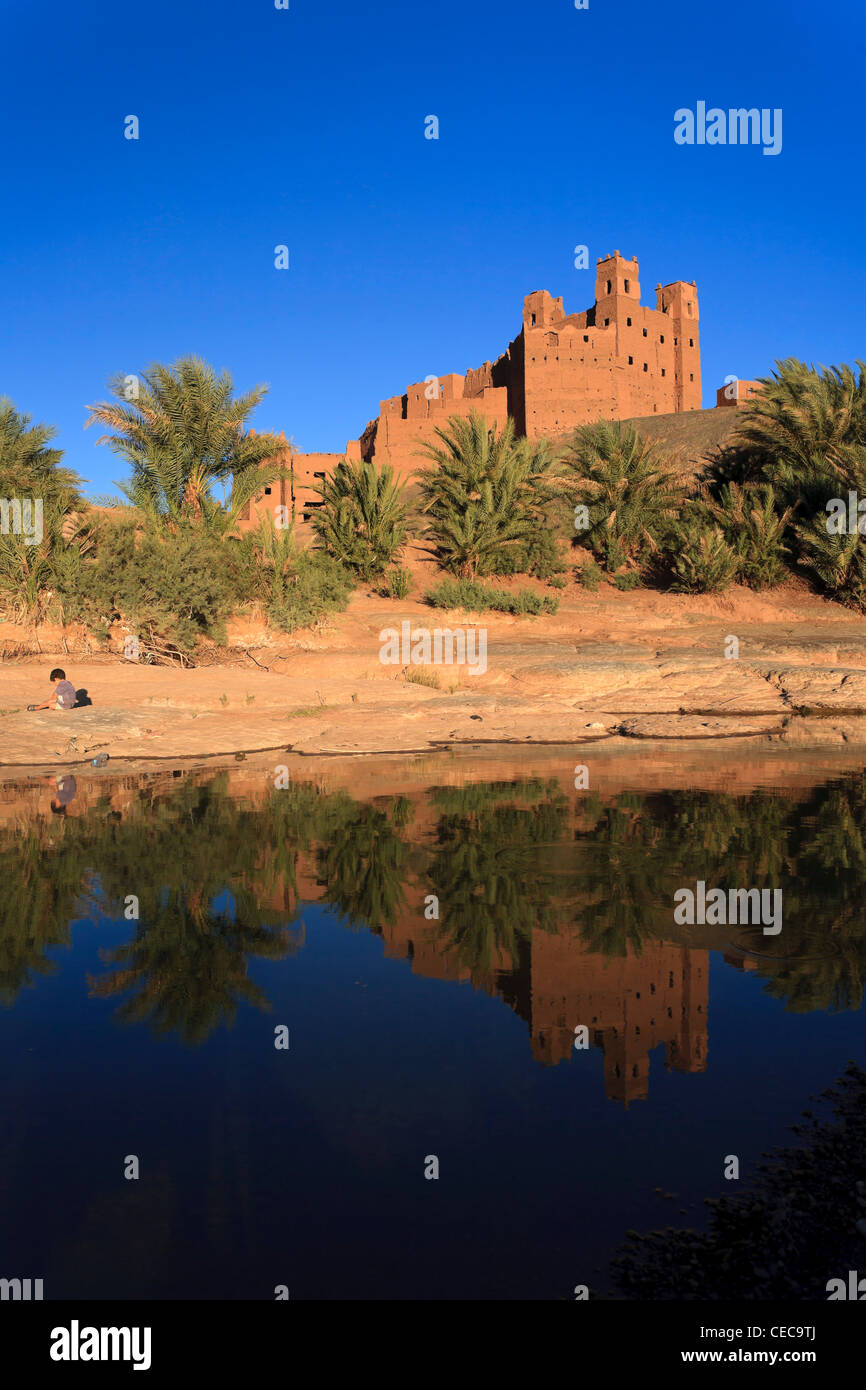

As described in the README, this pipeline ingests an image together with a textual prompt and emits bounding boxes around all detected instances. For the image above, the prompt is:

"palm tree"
[309,455,411,579]
[0,397,81,501]
[735,358,866,494]
[0,397,91,621]
[416,411,558,578]
[85,356,285,528]
[794,512,866,610]
[691,482,792,589]
[0,497,101,622]
[561,420,684,572]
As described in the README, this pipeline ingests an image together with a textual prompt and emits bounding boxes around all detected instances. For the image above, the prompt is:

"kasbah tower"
[240,251,702,529]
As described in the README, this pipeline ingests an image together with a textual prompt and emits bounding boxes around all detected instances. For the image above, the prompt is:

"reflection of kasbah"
[376,887,708,1104]
[529,930,708,1103]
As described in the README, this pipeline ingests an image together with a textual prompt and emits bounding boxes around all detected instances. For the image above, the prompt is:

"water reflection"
[1,769,864,1086]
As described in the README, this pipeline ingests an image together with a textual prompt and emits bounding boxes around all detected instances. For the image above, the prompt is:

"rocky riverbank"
[4,578,866,764]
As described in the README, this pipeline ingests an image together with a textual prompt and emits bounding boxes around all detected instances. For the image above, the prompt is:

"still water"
[1,751,864,1299]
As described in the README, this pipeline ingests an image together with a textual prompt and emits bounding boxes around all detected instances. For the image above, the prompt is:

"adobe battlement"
[357,252,700,476]
[240,253,702,529]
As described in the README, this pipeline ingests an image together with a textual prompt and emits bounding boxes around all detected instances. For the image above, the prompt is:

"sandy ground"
[4,572,866,766]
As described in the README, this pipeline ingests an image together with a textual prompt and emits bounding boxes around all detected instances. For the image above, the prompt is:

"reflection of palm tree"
[0,828,94,1003]
[728,775,866,1012]
[756,946,864,1013]
[429,791,568,973]
[316,804,410,931]
[88,898,298,1046]
[572,796,673,956]
[571,789,799,958]
[6,763,866,1036]
[242,782,348,913]
[731,895,866,1015]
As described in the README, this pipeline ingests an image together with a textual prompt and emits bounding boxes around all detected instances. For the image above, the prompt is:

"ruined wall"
[365,375,509,478]
[236,437,358,534]
[715,379,763,408]
[235,430,292,533]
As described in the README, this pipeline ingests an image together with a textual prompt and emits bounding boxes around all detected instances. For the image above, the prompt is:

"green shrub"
[264,548,352,633]
[669,524,739,594]
[55,522,238,653]
[574,561,602,591]
[794,515,866,611]
[509,589,545,615]
[382,567,413,599]
[237,519,353,634]
[487,526,566,580]
[613,571,642,591]
[695,483,792,590]
[547,574,567,589]
[426,577,556,615]
[427,578,488,610]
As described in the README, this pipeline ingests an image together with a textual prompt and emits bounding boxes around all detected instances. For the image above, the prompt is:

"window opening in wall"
[604,318,610,327]
[626,316,632,326]
[628,356,633,364]
[531,313,536,326]
[606,280,612,294]
[643,362,648,372]
[624,279,630,292]
[642,328,647,337]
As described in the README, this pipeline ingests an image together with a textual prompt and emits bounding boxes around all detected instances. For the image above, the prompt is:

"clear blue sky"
[2,0,863,495]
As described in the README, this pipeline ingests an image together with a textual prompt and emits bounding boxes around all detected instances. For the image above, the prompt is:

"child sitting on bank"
[28,668,78,711]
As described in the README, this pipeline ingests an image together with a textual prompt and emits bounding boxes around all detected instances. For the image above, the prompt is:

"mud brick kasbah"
[238,250,706,532]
